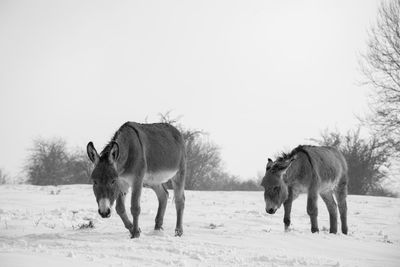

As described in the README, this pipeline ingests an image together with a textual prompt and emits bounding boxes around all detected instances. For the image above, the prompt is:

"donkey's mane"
[276,145,305,162]
[273,145,315,171]
[100,122,130,157]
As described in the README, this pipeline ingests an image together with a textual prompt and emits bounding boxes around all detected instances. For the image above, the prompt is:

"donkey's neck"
[112,131,131,176]
[283,158,300,185]
[284,152,312,186]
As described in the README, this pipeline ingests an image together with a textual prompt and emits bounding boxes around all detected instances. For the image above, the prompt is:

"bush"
[368,185,398,198]
[64,150,92,184]
[0,169,8,184]
[25,138,91,185]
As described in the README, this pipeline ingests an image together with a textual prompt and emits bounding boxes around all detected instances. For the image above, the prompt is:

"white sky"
[0,0,380,179]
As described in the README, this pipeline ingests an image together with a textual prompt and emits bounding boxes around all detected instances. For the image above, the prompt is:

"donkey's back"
[127,122,186,173]
[302,146,348,192]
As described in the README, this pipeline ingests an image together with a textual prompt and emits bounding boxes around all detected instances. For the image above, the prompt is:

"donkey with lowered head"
[87,122,186,238]
[261,145,348,234]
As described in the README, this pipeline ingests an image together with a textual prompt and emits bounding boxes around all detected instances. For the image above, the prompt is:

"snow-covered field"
[0,185,399,267]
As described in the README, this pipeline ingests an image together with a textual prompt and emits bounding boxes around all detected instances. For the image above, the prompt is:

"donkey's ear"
[87,142,99,164]
[109,141,120,163]
[266,158,274,170]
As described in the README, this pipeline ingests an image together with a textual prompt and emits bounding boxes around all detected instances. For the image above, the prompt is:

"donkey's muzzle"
[98,208,111,218]
[98,198,111,218]
[266,208,276,214]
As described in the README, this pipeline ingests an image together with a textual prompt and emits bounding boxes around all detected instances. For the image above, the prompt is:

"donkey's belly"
[143,169,178,185]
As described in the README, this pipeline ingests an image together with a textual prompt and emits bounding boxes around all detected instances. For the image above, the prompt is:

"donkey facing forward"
[261,145,348,234]
[87,122,186,238]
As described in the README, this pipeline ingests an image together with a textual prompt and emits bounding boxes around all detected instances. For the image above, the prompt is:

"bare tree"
[25,138,91,185]
[25,138,69,185]
[360,0,400,157]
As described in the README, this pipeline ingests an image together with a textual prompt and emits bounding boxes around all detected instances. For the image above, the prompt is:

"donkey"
[86,121,186,238]
[261,145,348,234]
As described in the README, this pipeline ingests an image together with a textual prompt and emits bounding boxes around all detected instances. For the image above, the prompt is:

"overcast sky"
[0,0,380,180]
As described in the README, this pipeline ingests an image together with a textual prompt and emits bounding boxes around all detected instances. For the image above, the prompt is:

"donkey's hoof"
[329,229,338,234]
[154,226,164,231]
[130,228,141,239]
[311,227,319,233]
[175,228,183,237]
[130,231,141,238]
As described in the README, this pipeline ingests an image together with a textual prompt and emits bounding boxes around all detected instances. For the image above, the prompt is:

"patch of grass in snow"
[74,220,95,230]
[50,189,61,195]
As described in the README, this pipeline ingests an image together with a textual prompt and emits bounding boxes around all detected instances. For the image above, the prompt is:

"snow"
[0,185,399,267]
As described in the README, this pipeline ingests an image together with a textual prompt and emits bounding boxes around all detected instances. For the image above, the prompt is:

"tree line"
[16,113,397,196]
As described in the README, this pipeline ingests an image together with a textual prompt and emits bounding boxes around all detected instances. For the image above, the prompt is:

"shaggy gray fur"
[87,122,186,238]
[262,145,348,234]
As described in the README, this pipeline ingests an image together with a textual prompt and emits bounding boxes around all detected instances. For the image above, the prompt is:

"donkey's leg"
[172,160,186,237]
[307,189,319,233]
[116,192,134,231]
[283,187,295,231]
[151,184,169,230]
[130,177,143,238]
[335,179,348,235]
[320,191,338,234]
[172,179,185,236]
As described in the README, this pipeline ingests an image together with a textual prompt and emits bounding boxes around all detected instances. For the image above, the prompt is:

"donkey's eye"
[93,181,97,186]
[111,179,116,185]
[273,186,280,193]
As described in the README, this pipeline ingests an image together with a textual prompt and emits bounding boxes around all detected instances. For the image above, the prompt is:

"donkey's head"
[261,156,295,214]
[87,141,120,218]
